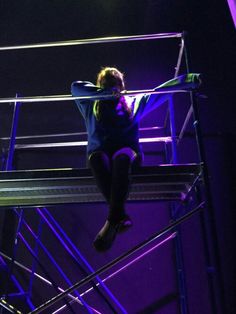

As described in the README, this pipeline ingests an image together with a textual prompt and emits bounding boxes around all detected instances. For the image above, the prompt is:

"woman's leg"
[108,147,137,223]
[89,151,112,203]
[93,147,137,251]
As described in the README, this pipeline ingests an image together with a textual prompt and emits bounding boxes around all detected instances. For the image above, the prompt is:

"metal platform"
[0,164,201,207]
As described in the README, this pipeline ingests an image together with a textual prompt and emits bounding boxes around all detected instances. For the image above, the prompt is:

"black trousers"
[89,147,141,223]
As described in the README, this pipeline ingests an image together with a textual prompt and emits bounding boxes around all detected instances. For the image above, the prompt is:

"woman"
[71,67,201,251]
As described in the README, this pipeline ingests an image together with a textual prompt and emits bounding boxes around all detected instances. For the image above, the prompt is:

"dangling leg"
[94,148,137,251]
[90,150,118,252]
[109,147,136,223]
[89,151,112,203]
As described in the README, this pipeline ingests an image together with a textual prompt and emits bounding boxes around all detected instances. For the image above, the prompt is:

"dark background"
[0,1,235,313]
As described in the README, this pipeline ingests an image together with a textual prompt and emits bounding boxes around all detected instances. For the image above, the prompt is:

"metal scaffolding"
[0,32,224,314]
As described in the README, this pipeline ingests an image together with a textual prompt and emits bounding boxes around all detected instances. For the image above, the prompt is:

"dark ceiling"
[0,0,235,138]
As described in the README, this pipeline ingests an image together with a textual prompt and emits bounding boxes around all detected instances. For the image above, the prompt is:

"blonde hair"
[96,67,125,90]
[94,67,131,120]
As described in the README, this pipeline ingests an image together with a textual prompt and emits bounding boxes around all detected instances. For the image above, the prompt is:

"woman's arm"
[71,81,116,117]
[71,81,117,100]
[134,73,201,119]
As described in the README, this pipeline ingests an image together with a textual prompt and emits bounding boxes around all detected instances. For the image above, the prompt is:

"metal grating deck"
[0,164,201,207]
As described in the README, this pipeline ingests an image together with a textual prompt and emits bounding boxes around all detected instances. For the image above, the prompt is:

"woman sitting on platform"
[71,67,201,251]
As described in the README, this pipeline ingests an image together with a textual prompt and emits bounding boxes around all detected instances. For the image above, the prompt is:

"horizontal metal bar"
[29,201,205,314]
[0,164,201,180]
[140,126,164,131]
[14,141,88,148]
[0,127,164,141]
[13,137,172,150]
[0,185,184,194]
[0,132,87,141]
[0,33,182,52]
[139,136,172,143]
[0,89,188,104]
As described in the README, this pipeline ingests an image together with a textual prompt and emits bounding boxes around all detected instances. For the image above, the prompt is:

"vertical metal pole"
[168,102,189,314]
[1,97,27,303]
[183,32,226,314]
[190,91,226,314]
[169,34,189,314]
[169,96,177,164]
[174,36,185,78]
[173,226,189,314]
[5,97,21,171]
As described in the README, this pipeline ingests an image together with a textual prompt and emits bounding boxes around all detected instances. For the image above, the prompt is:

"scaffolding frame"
[0,32,225,314]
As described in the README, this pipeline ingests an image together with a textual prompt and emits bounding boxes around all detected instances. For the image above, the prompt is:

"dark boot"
[93,220,119,251]
[93,215,132,251]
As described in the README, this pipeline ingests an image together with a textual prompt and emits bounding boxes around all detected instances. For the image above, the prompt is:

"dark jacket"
[71,73,201,155]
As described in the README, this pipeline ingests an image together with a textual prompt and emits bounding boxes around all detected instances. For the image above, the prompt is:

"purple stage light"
[227,0,236,28]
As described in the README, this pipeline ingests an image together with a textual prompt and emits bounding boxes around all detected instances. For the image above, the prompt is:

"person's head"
[96,67,125,91]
